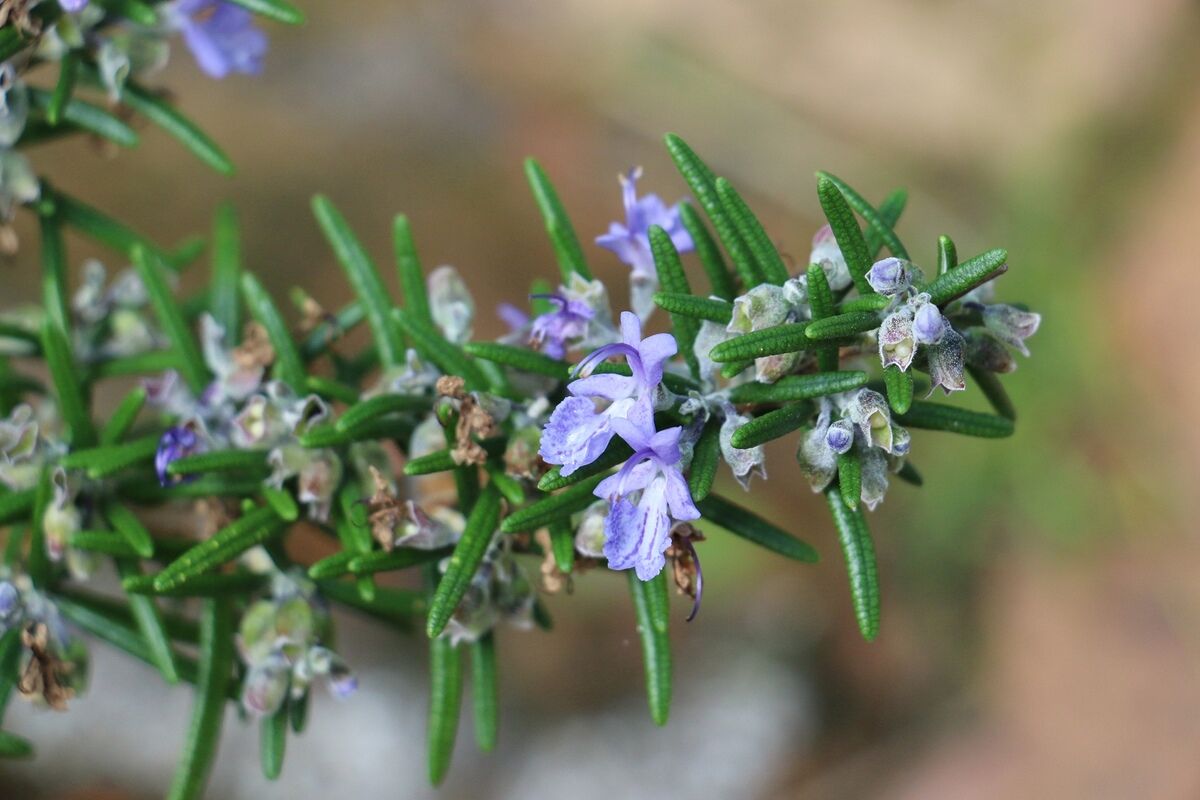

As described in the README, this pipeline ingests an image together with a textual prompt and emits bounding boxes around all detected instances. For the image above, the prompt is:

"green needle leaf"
[628,571,671,726]
[537,439,632,492]
[548,519,575,574]
[0,489,34,526]
[61,434,160,479]
[100,386,147,445]
[967,366,1016,421]
[393,214,434,326]
[39,203,69,331]
[124,570,267,598]
[729,402,811,449]
[346,547,451,577]
[0,730,33,759]
[817,172,909,260]
[817,176,873,295]
[311,195,405,367]
[337,393,431,432]
[134,245,209,393]
[226,0,305,23]
[686,420,721,503]
[105,502,155,559]
[714,177,789,285]
[524,158,591,281]
[651,292,732,324]
[166,599,233,800]
[470,633,499,753]
[937,234,957,275]
[428,636,463,785]
[153,505,287,591]
[51,189,169,263]
[865,189,907,258]
[501,473,607,534]
[925,248,1008,307]
[28,469,52,587]
[118,79,233,175]
[727,371,868,405]
[261,707,287,780]
[649,225,701,379]
[116,559,180,683]
[210,203,241,337]
[426,486,502,638]
[240,273,306,392]
[805,311,881,341]
[806,264,839,372]
[883,365,914,415]
[68,530,140,558]
[166,449,270,479]
[392,309,488,390]
[679,203,736,301]
[825,488,880,641]
[403,449,460,476]
[31,85,138,147]
[837,294,892,314]
[695,494,819,562]
[664,134,760,289]
[462,341,569,381]
[896,461,924,487]
[837,451,861,510]
[896,401,1015,438]
[708,322,810,363]
[41,319,96,447]
[301,301,365,359]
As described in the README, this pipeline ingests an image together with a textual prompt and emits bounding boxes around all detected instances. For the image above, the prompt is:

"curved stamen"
[683,535,703,623]
[528,293,567,310]
[603,450,656,501]
[572,342,641,379]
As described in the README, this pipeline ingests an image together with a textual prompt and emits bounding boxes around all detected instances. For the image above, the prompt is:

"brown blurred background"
[4,0,1200,797]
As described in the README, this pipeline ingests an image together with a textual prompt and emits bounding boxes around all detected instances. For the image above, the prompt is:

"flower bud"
[890,424,911,457]
[912,301,946,345]
[797,411,837,492]
[574,501,609,558]
[241,654,290,717]
[866,258,913,296]
[0,581,20,623]
[720,410,767,490]
[963,330,1017,373]
[808,225,853,291]
[825,419,855,454]
[860,448,890,511]
[983,304,1041,356]
[0,404,37,462]
[428,265,475,345]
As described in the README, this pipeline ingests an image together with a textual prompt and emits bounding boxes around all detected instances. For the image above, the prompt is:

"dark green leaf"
[729,402,811,449]
[825,488,880,641]
[240,272,306,392]
[462,342,569,381]
[883,365,914,414]
[837,294,891,314]
[116,558,181,683]
[105,502,155,559]
[806,264,839,372]
[0,731,33,759]
[30,85,138,147]
[261,707,287,780]
[537,439,632,492]
[134,245,209,393]
[524,158,591,281]
[937,234,957,275]
[651,292,732,324]
[966,366,1016,421]
[470,633,499,753]
[392,309,488,390]
[152,505,287,591]
[393,214,433,326]
[897,401,1015,438]
[714,177,789,285]
[925,249,1008,306]
[89,350,181,380]
[896,461,923,487]
[166,449,270,478]
[68,530,140,558]
[708,323,810,363]
[696,494,819,562]
[0,489,34,526]
[118,79,233,175]
[837,451,861,510]
[42,318,96,447]
[678,203,736,300]
[61,435,159,479]
[817,172,909,260]
[865,189,907,258]
[100,386,147,445]
[124,570,267,598]
[817,176,873,294]
[51,188,170,263]
[501,472,607,533]
[165,599,233,800]
[209,203,241,337]
[427,486,502,638]
[628,570,671,726]
[39,199,70,330]
[337,393,430,432]
[428,637,463,786]
[686,419,721,503]
[805,311,880,341]
[649,225,701,379]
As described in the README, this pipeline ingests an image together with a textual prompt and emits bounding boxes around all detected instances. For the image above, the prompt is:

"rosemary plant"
[0,1,1041,794]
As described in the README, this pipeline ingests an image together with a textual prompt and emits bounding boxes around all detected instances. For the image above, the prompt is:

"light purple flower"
[912,302,946,345]
[866,257,913,296]
[809,225,852,291]
[155,424,203,486]
[878,308,916,371]
[825,419,855,454]
[0,581,20,622]
[982,304,1041,357]
[529,293,594,360]
[596,168,693,319]
[539,312,676,476]
[596,418,699,581]
[173,0,267,79]
[496,303,529,333]
[57,0,89,12]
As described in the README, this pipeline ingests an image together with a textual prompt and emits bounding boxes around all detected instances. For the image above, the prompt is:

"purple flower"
[173,0,267,79]
[596,168,693,319]
[57,0,89,12]
[496,303,529,333]
[825,419,855,454]
[596,418,699,580]
[539,312,676,476]
[866,257,913,296]
[155,424,202,486]
[982,304,1041,357]
[912,302,946,345]
[528,293,594,360]
[0,581,20,622]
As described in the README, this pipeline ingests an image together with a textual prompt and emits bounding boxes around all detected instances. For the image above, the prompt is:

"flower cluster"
[237,570,356,717]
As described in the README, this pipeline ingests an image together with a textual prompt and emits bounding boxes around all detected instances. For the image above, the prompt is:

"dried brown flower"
[18,623,73,711]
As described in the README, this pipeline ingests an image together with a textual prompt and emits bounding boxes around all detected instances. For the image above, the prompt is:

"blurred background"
[4,0,1200,797]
